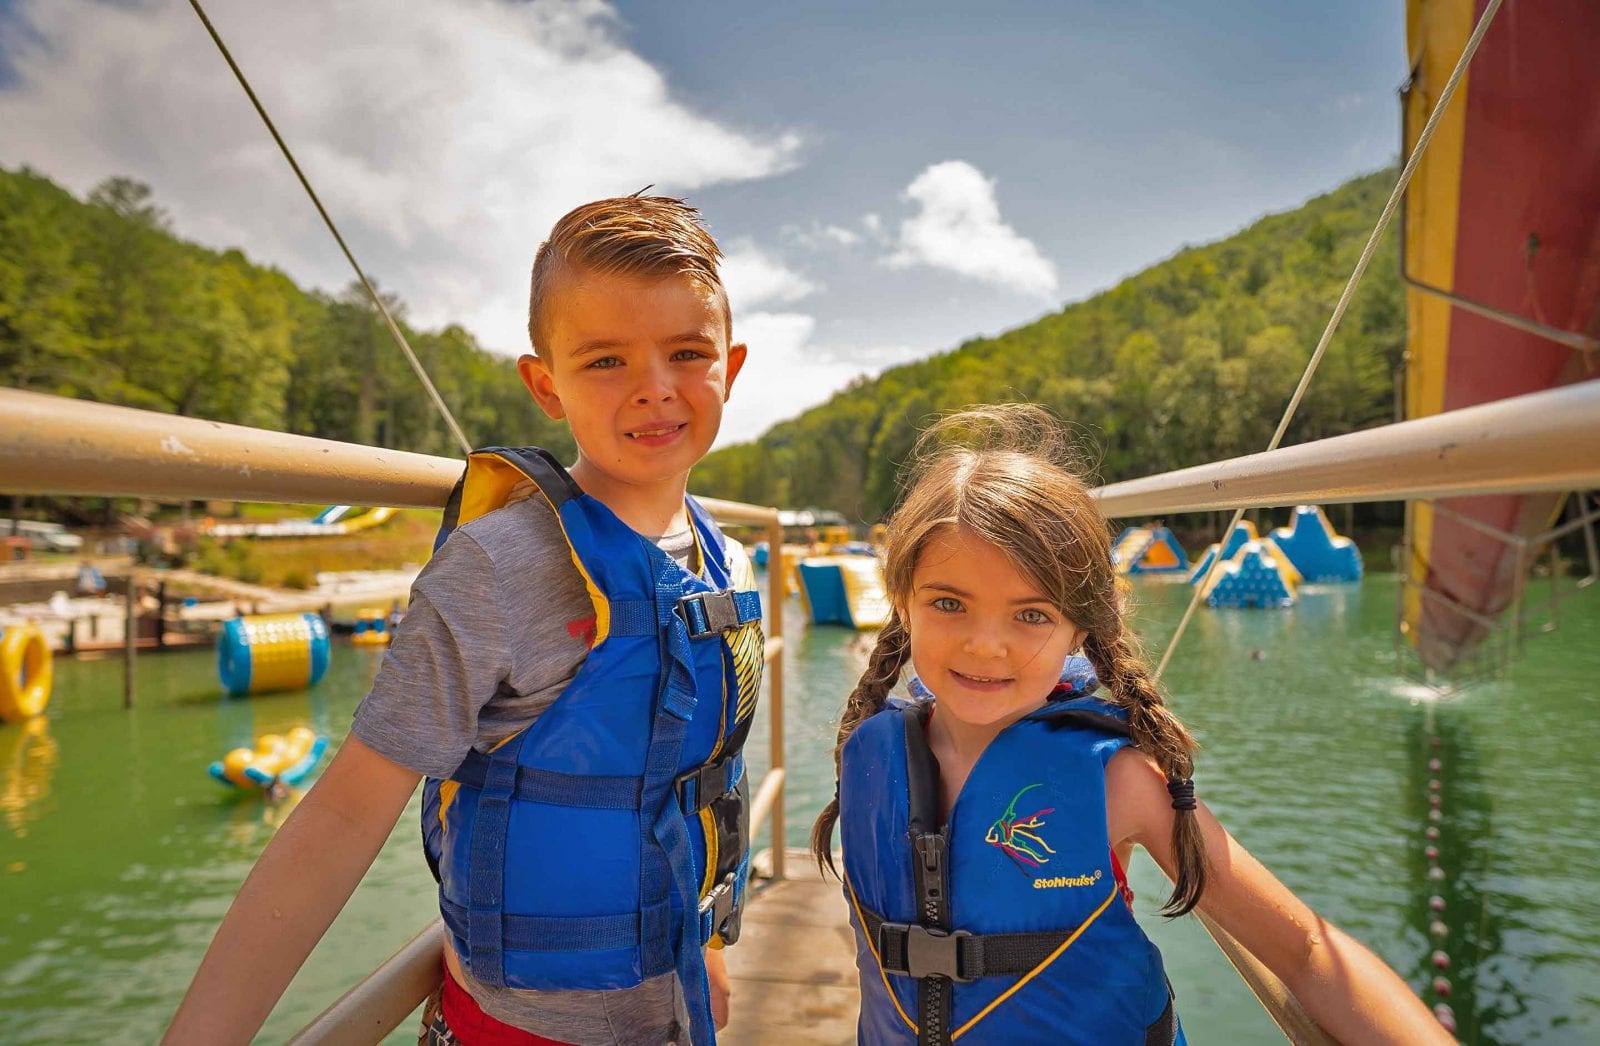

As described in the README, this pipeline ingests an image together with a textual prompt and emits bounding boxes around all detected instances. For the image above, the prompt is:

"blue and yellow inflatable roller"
[217,613,331,697]
[0,623,52,723]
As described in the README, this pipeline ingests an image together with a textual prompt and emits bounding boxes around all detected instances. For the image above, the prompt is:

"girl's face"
[904,525,1086,734]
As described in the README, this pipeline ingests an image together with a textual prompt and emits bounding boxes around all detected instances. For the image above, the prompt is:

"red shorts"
[428,961,573,1046]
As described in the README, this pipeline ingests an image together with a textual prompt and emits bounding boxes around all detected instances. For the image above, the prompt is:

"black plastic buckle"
[878,922,974,982]
[676,590,740,639]
[675,756,730,814]
[699,872,742,945]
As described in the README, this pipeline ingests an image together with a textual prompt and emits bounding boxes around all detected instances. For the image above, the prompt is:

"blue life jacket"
[419,447,764,1045]
[839,670,1182,1046]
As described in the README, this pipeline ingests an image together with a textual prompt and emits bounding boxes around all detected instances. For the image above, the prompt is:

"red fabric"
[1109,848,1136,912]
[439,962,572,1046]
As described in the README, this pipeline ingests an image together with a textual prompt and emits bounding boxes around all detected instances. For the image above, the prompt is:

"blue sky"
[0,0,1405,444]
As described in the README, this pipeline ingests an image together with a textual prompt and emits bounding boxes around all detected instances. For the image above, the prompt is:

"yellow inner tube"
[0,624,52,724]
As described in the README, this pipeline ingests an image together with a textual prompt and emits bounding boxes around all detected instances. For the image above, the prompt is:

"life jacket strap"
[675,748,744,815]
[605,599,659,636]
[675,588,762,639]
[440,893,645,953]
[452,749,642,809]
[861,902,1103,980]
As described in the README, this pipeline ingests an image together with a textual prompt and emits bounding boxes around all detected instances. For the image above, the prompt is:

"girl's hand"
[705,945,732,1030]
[1106,748,1453,1046]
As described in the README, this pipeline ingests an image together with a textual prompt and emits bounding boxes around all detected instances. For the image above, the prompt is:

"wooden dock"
[721,849,860,1044]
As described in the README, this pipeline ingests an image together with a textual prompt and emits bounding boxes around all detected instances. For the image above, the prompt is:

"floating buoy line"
[1420,701,1457,1034]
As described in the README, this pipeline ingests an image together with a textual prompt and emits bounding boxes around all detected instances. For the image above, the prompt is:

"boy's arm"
[705,945,731,1030]
[164,736,421,1045]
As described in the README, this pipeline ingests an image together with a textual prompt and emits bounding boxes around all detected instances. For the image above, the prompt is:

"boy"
[166,197,759,1045]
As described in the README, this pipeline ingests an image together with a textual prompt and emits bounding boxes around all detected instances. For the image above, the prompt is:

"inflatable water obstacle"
[0,623,52,723]
[1189,520,1303,609]
[1271,506,1363,583]
[1112,525,1189,575]
[1201,541,1299,609]
[205,505,399,539]
[797,555,892,629]
[349,607,391,646]
[217,612,331,697]
[1188,520,1262,585]
[209,726,327,790]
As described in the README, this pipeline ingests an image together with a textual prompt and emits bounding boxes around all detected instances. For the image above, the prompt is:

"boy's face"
[519,268,746,495]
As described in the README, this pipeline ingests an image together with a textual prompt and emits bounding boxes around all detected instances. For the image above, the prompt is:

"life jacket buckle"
[877,922,974,982]
[676,590,741,638]
[699,872,742,945]
[675,754,732,814]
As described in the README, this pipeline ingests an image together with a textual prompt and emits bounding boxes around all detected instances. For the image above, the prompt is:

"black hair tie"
[1167,778,1197,812]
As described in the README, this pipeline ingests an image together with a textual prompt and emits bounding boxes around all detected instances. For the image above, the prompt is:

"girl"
[812,405,1449,1045]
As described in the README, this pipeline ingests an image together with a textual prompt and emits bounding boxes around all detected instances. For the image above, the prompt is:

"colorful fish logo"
[986,783,1056,873]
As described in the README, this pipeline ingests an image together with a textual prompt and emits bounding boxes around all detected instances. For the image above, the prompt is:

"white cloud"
[782,221,861,249]
[885,160,1058,297]
[0,0,801,353]
[715,314,934,448]
[720,241,817,313]
[717,311,858,446]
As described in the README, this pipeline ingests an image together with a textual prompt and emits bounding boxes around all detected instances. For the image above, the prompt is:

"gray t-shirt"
[352,493,699,1044]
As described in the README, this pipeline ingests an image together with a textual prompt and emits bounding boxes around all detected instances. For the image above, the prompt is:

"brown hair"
[527,194,729,356]
[810,404,1208,916]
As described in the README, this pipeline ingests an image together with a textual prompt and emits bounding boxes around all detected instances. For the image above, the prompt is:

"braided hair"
[810,404,1207,914]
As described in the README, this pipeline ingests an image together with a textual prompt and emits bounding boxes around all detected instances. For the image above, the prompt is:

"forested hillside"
[695,168,1404,521]
[0,166,573,461]
[2,165,1403,524]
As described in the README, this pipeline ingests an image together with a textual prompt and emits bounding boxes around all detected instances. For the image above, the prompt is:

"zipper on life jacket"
[903,702,956,1045]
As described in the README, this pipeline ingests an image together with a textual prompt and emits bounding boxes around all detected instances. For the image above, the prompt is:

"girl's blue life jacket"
[418,447,765,1046]
[839,665,1183,1046]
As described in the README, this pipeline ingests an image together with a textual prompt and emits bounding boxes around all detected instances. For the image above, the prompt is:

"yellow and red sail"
[1401,0,1600,673]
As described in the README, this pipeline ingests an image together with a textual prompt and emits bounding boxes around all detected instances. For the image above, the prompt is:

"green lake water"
[2,575,1596,1043]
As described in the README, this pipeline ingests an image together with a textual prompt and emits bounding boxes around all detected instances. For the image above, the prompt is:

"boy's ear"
[722,342,749,402]
[517,353,567,421]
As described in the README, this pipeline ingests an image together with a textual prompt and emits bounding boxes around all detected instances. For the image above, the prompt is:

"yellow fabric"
[1401,0,1471,644]
[458,451,612,649]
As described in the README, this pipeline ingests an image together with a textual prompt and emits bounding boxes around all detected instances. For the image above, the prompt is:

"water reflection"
[0,716,58,841]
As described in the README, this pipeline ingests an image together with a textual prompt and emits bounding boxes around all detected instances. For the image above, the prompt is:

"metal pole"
[1094,380,1600,517]
[765,517,787,881]
[1580,492,1599,587]
[123,572,137,709]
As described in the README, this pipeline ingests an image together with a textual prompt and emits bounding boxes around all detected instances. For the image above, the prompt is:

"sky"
[0,0,1406,446]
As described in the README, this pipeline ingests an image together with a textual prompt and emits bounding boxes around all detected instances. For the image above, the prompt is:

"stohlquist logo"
[1032,869,1103,890]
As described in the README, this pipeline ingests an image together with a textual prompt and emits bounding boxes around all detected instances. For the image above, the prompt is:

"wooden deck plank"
[720,850,860,1045]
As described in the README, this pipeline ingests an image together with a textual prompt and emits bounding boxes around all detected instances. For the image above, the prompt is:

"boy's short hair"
[527,195,729,357]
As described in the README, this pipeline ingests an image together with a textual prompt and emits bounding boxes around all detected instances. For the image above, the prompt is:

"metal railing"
[1092,379,1600,518]
[7,382,1598,1043]
[0,387,788,1043]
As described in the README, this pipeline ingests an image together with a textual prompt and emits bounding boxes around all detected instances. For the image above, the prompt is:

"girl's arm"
[1105,749,1451,1045]
[164,736,422,1045]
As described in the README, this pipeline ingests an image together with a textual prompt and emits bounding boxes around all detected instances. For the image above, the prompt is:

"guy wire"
[187,0,473,457]
[1152,0,1505,683]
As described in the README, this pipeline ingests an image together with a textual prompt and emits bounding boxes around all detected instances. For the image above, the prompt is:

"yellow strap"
[951,886,1118,1041]
[843,867,919,1036]
[845,870,1118,1040]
